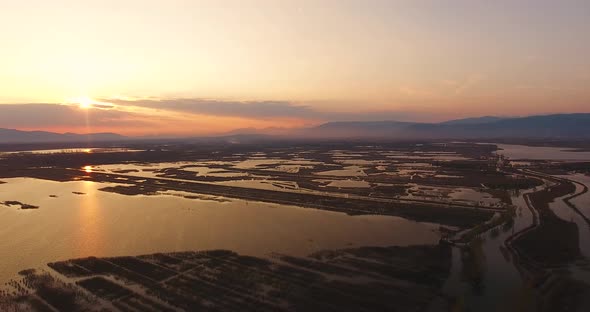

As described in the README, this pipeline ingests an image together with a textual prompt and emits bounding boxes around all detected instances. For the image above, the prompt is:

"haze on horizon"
[1,0,589,136]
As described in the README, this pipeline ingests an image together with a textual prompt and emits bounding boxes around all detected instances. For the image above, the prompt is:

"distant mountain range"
[0,128,125,144]
[1,113,590,143]
[439,116,506,125]
[299,113,590,139]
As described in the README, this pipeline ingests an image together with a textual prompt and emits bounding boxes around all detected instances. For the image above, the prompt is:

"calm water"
[0,147,142,155]
[315,166,367,177]
[567,174,590,219]
[442,189,534,311]
[441,173,590,311]
[495,144,590,161]
[0,178,440,284]
[551,174,590,283]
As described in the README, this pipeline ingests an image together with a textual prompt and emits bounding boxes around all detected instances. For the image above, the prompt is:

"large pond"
[0,147,142,155]
[494,143,590,161]
[0,178,440,284]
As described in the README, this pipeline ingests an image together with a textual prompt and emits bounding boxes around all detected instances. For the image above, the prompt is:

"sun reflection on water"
[77,181,104,257]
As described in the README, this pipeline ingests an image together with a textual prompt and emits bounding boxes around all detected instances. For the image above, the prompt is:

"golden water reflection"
[0,177,440,284]
[76,181,103,257]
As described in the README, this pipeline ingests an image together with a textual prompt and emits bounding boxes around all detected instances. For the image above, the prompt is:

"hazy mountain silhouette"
[0,128,126,143]
[2,113,590,143]
[440,116,507,125]
[305,113,590,139]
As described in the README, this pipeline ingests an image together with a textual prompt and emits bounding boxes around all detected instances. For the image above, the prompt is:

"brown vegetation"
[514,179,580,266]
[2,245,452,311]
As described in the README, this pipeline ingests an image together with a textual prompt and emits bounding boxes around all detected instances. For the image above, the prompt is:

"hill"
[307,113,590,139]
[0,128,126,143]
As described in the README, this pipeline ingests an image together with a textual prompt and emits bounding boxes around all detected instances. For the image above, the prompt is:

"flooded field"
[494,143,590,161]
[0,178,440,284]
[552,174,590,266]
[1,141,589,311]
[442,188,536,311]
[566,174,590,218]
[0,147,142,155]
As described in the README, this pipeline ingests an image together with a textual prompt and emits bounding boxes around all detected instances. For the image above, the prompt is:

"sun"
[78,97,94,109]
[69,96,95,109]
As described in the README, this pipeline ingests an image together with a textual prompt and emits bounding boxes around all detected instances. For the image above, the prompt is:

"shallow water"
[494,144,590,161]
[212,179,300,191]
[567,174,590,219]
[450,188,501,206]
[315,165,367,177]
[549,175,590,283]
[262,164,315,173]
[233,159,286,169]
[386,155,468,161]
[319,179,371,188]
[441,189,534,311]
[94,162,194,178]
[553,175,590,258]
[335,159,388,166]
[181,167,250,178]
[434,174,463,179]
[550,200,590,260]
[232,158,322,170]
[442,173,590,310]
[0,178,440,284]
[0,147,142,155]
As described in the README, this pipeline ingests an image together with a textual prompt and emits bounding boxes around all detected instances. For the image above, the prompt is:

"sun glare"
[70,96,95,109]
[79,98,92,109]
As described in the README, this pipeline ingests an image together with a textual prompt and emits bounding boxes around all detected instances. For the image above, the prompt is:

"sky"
[0,0,589,135]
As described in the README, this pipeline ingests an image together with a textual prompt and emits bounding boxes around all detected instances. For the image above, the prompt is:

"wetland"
[0,141,589,311]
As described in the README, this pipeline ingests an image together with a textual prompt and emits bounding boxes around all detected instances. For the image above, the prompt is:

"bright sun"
[79,98,93,109]
[72,96,94,109]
